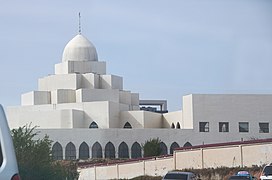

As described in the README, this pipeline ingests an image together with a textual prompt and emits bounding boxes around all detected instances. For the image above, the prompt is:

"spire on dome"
[78,12,81,34]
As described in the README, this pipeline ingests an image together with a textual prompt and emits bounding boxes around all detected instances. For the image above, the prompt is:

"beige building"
[7,32,272,160]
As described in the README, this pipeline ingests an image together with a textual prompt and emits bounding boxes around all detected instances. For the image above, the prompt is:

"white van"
[0,105,20,180]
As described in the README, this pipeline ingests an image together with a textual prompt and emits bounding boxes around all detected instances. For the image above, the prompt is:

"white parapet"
[76,89,119,103]
[38,74,81,91]
[55,61,106,75]
[51,89,76,104]
[100,74,123,90]
[131,93,139,106]
[21,91,51,105]
[81,73,100,89]
[119,91,131,105]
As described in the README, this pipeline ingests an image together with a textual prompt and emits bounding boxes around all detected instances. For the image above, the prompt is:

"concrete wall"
[100,75,123,90]
[78,140,272,180]
[51,89,76,104]
[119,111,162,128]
[163,110,182,128]
[120,111,144,128]
[182,95,193,129]
[21,91,51,105]
[38,74,81,91]
[191,94,272,134]
[81,73,100,89]
[6,109,82,128]
[55,61,106,75]
[119,91,131,105]
[143,111,163,128]
[76,89,119,103]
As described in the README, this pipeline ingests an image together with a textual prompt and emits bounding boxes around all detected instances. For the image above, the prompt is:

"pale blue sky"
[0,0,272,111]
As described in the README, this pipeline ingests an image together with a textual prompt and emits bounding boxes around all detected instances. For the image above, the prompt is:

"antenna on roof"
[78,12,81,34]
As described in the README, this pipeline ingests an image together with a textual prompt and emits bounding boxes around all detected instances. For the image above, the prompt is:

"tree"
[11,125,79,180]
[142,138,162,157]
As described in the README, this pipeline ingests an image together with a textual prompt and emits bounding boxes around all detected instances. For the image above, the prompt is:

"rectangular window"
[199,122,209,132]
[239,122,249,132]
[259,123,269,133]
[219,122,229,132]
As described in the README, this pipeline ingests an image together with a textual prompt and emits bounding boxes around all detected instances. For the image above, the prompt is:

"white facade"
[6,33,272,160]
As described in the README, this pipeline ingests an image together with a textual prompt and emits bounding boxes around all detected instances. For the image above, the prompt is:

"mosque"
[6,29,272,160]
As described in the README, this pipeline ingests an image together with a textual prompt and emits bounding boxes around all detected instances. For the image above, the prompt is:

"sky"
[0,0,272,111]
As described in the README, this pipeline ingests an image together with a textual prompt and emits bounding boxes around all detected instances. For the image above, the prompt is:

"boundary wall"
[78,139,272,180]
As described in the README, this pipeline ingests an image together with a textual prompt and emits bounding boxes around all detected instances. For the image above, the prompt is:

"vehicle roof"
[166,171,194,175]
[229,175,251,179]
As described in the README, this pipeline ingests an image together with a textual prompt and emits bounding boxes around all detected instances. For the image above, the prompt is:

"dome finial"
[78,12,81,34]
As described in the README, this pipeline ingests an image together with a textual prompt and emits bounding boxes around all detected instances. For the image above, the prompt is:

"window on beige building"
[219,122,229,132]
[239,122,249,132]
[199,122,209,132]
[259,123,269,133]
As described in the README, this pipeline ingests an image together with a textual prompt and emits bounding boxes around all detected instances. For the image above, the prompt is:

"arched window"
[123,122,132,129]
[79,142,89,160]
[92,142,102,158]
[52,142,63,160]
[171,123,175,129]
[105,142,115,159]
[118,142,129,158]
[170,142,179,154]
[160,142,168,155]
[176,122,181,129]
[65,142,76,160]
[183,142,192,147]
[131,142,142,159]
[89,121,98,128]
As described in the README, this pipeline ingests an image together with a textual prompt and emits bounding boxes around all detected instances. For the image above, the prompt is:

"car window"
[0,144,3,166]
[263,166,272,175]
[229,175,250,179]
[164,173,188,179]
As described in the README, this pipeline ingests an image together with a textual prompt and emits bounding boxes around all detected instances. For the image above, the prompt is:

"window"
[105,142,115,159]
[170,142,179,154]
[259,123,269,133]
[219,122,229,132]
[131,142,142,159]
[239,122,249,132]
[89,121,98,128]
[183,142,192,147]
[92,142,102,158]
[199,122,209,132]
[65,142,76,160]
[159,142,168,155]
[52,142,63,160]
[176,122,181,129]
[118,142,129,158]
[123,122,132,129]
[79,142,89,159]
[0,144,3,166]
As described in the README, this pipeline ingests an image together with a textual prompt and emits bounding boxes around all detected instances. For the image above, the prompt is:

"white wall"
[6,109,82,129]
[78,140,272,180]
[38,74,81,91]
[120,111,144,128]
[100,75,123,90]
[51,89,76,104]
[143,111,163,128]
[182,95,193,129]
[192,94,272,135]
[76,89,119,103]
[163,111,182,128]
[81,73,99,89]
[119,91,131,105]
[21,91,51,105]
[55,61,106,75]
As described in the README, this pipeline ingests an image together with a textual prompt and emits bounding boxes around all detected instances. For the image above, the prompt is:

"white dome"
[62,34,98,62]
